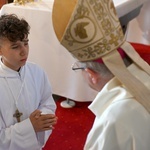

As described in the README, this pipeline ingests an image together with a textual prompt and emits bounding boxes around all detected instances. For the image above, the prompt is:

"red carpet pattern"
[43,97,95,150]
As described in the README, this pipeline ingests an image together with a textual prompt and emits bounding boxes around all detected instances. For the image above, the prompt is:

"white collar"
[0,59,25,79]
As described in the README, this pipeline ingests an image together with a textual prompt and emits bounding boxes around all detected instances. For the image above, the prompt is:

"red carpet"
[43,97,95,150]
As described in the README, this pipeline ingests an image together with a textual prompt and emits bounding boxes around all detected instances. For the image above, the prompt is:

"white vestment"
[84,64,150,150]
[0,61,56,150]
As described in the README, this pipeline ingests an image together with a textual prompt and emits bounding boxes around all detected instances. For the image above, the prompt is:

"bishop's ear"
[84,68,99,84]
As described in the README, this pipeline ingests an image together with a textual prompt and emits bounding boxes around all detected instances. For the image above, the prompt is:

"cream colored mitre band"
[102,44,150,113]
[52,0,150,113]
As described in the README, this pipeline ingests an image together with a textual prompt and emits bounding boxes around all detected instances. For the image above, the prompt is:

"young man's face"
[0,38,29,71]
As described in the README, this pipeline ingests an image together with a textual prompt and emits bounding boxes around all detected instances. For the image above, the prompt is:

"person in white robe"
[52,0,150,150]
[0,14,57,150]
[81,59,150,150]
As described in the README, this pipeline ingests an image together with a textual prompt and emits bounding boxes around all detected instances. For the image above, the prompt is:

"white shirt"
[0,61,56,150]
[84,64,150,150]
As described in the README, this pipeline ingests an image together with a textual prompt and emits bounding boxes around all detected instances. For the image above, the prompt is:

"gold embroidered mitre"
[52,0,150,113]
[53,0,125,61]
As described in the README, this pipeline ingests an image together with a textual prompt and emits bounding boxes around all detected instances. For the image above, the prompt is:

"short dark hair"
[0,14,30,42]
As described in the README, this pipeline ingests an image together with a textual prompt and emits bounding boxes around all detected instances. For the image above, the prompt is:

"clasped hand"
[30,110,58,132]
